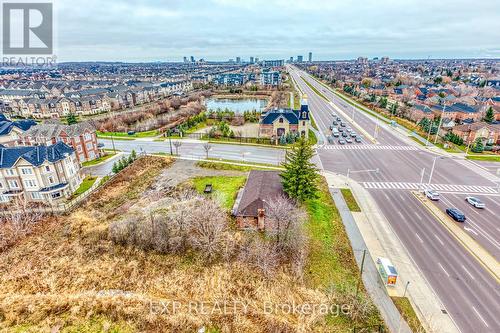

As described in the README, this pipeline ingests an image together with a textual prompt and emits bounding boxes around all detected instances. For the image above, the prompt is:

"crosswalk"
[362,182,500,194]
[320,145,419,151]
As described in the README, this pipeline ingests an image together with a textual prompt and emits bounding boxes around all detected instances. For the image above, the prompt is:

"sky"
[54,0,500,62]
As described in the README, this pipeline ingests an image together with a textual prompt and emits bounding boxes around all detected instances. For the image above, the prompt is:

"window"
[21,168,33,175]
[45,165,51,172]
[31,192,42,199]
[302,121,306,126]
[24,179,37,188]
[302,112,307,118]
[48,176,54,184]
[51,192,62,199]
[8,180,19,188]
[279,118,284,123]
[6,169,15,176]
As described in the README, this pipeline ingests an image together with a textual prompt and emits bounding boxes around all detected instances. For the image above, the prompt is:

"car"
[340,122,346,127]
[338,127,344,132]
[465,196,485,208]
[446,208,466,222]
[332,132,340,137]
[424,189,440,201]
[355,137,362,143]
[332,121,338,126]
[342,132,348,137]
[346,137,353,143]
[336,117,341,121]
[327,136,335,144]
[351,132,357,137]
[338,139,346,145]
[329,125,333,130]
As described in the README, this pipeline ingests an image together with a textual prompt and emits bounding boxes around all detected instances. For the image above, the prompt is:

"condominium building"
[0,142,82,204]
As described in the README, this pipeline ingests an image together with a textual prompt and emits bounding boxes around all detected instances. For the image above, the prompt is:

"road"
[100,139,287,166]
[289,66,500,333]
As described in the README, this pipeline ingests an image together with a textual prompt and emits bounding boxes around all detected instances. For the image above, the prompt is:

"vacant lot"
[0,158,381,332]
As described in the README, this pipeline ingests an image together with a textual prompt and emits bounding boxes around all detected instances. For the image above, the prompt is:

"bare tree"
[173,140,182,155]
[202,142,212,159]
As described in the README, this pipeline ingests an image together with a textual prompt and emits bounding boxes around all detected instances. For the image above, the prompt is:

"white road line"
[462,265,475,280]
[434,234,444,246]
[472,306,490,328]
[415,232,424,243]
[438,262,450,277]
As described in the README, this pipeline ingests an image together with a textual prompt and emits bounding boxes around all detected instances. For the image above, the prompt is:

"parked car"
[446,208,466,222]
[338,127,344,132]
[355,136,362,143]
[332,132,340,137]
[465,197,485,209]
[338,139,346,145]
[424,189,440,201]
[342,132,348,137]
[346,137,353,143]
[332,121,338,126]
[327,136,335,144]
[351,132,357,137]
[336,117,341,121]
[340,122,346,127]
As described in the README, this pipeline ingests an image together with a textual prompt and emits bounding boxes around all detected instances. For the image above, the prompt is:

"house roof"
[0,142,74,168]
[453,122,500,133]
[0,114,37,135]
[235,170,285,217]
[24,121,95,138]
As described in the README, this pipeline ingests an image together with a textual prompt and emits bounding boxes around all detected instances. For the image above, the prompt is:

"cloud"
[54,0,500,61]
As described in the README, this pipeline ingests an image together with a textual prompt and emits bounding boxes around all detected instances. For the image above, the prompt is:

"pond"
[205,98,268,114]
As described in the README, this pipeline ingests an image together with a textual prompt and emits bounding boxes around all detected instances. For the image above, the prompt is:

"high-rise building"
[190,56,195,63]
[236,57,241,64]
[183,57,188,63]
[289,56,293,63]
[297,55,303,63]
[255,57,259,63]
[250,56,254,64]
[308,52,312,62]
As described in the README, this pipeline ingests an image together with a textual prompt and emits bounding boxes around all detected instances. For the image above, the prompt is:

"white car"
[424,189,440,201]
[465,196,485,209]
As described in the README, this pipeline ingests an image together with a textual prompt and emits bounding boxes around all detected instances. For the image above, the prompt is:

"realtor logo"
[2,2,53,55]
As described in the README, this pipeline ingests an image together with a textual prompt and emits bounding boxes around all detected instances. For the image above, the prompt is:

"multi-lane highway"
[289,66,500,333]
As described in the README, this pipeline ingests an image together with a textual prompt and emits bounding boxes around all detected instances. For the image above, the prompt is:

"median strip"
[412,191,500,283]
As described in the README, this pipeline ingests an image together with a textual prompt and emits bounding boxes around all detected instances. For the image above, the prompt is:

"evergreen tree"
[130,149,137,160]
[280,138,319,202]
[484,106,494,123]
[112,162,119,174]
[471,138,484,153]
[66,113,78,125]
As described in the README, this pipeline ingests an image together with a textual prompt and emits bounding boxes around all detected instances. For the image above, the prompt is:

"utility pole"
[356,249,367,298]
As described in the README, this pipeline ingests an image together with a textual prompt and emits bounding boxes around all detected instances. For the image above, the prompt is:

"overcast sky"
[55,0,500,62]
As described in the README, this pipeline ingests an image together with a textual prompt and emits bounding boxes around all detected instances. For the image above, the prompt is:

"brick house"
[451,122,500,145]
[232,170,286,231]
[259,98,310,139]
[23,122,100,163]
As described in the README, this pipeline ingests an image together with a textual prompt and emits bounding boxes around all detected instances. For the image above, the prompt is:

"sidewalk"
[323,171,460,333]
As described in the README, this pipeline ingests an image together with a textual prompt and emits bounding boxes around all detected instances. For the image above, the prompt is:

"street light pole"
[428,156,440,185]
[419,167,426,191]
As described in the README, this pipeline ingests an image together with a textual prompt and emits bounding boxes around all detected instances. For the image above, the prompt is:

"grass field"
[192,175,247,210]
[81,152,117,167]
[466,154,500,162]
[340,188,361,212]
[391,297,425,333]
[70,176,97,198]
[196,160,276,171]
[97,130,159,138]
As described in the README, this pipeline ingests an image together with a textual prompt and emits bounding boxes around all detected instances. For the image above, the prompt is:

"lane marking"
[463,226,478,236]
[472,306,490,328]
[434,234,444,246]
[438,262,450,277]
[462,265,475,281]
[415,233,424,243]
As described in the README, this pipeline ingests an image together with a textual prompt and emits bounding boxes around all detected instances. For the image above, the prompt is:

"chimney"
[257,208,265,231]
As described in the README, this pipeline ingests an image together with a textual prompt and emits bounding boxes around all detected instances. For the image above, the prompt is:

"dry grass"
[0,157,380,332]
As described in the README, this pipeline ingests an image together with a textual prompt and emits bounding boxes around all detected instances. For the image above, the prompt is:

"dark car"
[336,117,341,121]
[340,122,346,127]
[332,121,338,126]
[342,132,348,137]
[446,208,466,222]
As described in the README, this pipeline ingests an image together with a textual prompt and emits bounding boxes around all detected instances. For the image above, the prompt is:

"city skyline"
[51,0,499,62]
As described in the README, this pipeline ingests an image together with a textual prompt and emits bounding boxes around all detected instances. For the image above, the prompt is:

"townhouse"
[452,122,500,145]
[23,122,100,163]
[0,142,82,204]
[0,114,37,146]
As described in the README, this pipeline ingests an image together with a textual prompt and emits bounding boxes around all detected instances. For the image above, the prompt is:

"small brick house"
[232,170,286,231]
[259,98,310,140]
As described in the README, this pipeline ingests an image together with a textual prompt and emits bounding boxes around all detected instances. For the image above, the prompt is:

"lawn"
[340,188,361,212]
[308,129,318,145]
[466,154,500,162]
[97,130,159,138]
[391,297,425,333]
[196,161,277,171]
[81,152,117,167]
[304,178,382,329]
[71,176,98,198]
[192,176,247,210]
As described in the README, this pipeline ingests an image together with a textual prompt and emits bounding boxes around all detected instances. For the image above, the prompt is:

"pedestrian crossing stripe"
[320,145,419,151]
[362,182,499,194]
